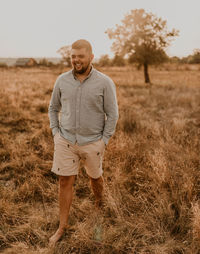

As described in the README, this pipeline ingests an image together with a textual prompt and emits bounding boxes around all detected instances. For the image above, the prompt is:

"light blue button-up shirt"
[48,68,118,145]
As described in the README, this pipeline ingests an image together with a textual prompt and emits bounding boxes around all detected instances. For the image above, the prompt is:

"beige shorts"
[51,133,106,179]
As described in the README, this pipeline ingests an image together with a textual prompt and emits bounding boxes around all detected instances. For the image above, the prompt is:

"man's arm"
[48,78,61,136]
[102,79,119,145]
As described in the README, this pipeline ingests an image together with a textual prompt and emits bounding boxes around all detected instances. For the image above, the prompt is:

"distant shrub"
[38,58,48,66]
[189,49,200,64]
[0,62,8,68]
[38,58,57,67]
[97,54,111,67]
[112,54,126,66]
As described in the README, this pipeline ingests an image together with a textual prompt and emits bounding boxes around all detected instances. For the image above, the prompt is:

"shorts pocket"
[54,132,60,143]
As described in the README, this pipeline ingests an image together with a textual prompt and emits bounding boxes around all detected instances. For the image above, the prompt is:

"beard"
[74,62,91,75]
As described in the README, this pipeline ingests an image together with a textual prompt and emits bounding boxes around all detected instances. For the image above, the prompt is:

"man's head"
[71,39,94,75]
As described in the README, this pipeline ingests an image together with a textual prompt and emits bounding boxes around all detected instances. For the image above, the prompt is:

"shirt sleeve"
[48,77,61,136]
[102,78,119,145]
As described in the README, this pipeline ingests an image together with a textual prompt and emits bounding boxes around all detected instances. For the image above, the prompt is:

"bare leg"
[49,175,75,247]
[90,176,104,208]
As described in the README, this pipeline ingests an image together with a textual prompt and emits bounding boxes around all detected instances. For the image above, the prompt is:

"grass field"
[0,65,200,253]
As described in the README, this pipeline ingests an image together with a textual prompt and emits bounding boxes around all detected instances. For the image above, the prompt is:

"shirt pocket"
[83,87,104,109]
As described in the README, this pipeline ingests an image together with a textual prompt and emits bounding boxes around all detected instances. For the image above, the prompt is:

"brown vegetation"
[0,65,200,253]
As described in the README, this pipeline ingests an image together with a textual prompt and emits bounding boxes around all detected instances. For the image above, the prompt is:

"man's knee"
[59,175,76,189]
[90,176,103,183]
[90,176,104,191]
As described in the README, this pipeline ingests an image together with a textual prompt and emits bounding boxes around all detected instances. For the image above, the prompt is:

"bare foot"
[95,199,105,210]
[49,228,65,247]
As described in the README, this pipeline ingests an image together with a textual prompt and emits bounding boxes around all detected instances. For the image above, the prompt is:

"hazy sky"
[0,0,199,58]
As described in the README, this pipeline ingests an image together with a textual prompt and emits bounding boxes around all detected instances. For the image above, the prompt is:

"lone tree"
[106,9,179,84]
[57,45,71,67]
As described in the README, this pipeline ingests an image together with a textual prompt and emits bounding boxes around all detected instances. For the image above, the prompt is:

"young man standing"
[48,39,118,246]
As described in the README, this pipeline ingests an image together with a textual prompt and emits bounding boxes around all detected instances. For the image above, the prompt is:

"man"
[48,39,118,246]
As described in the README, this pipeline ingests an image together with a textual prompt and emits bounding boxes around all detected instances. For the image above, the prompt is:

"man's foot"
[49,228,65,247]
[95,198,106,210]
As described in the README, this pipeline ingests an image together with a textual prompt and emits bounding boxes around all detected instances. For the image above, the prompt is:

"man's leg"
[49,175,75,246]
[90,176,104,208]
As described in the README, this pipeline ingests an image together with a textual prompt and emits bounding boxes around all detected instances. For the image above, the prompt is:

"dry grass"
[0,65,200,253]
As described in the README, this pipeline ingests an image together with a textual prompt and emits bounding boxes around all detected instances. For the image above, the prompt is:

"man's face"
[71,48,94,75]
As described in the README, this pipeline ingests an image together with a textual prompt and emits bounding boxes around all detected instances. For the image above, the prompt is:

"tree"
[168,56,181,64]
[112,54,126,66]
[179,49,200,64]
[38,58,49,67]
[189,49,200,64]
[98,54,111,67]
[106,9,179,84]
[57,45,72,67]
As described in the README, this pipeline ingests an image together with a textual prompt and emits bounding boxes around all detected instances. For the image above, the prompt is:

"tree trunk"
[143,62,150,84]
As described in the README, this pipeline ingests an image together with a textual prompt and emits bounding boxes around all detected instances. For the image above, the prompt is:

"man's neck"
[75,66,92,82]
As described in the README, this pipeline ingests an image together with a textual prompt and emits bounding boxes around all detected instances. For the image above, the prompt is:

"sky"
[0,0,200,59]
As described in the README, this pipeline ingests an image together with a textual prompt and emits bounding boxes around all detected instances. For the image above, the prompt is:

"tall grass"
[0,66,200,253]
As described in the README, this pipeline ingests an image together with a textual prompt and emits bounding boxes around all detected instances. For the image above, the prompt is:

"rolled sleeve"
[48,77,61,136]
[103,79,119,144]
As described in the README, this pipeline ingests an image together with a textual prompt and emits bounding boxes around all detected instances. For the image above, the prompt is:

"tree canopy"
[57,45,71,67]
[106,9,179,83]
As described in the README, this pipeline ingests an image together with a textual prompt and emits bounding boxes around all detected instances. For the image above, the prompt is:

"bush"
[0,62,8,68]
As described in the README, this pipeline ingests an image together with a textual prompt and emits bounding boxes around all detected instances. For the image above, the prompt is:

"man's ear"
[90,54,94,62]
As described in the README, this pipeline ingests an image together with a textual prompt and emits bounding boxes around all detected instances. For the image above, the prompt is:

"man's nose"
[73,56,80,61]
